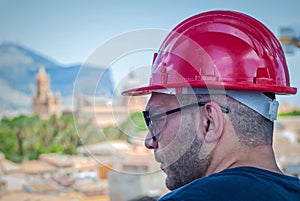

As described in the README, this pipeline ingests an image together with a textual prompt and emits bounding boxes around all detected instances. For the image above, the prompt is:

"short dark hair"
[226,95,273,147]
[177,94,273,147]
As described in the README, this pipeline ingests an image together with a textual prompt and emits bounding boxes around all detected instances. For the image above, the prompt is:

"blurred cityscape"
[0,63,169,201]
[0,116,299,201]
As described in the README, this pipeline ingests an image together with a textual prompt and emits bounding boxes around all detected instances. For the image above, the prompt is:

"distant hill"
[0,43,114,116]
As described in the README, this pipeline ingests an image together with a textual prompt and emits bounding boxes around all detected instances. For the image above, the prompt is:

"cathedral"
[76,71,147,127]
[32,65,146,125]
[32,66,61,119]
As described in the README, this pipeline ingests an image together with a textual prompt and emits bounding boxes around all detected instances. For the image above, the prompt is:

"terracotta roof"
[0,191,108,201]
[70,155,97,171]
[21,160,55,174]
[39,153,73,168]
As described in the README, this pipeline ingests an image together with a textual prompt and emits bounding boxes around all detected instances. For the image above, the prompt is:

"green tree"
[0,112,146,163]
[0,129,18,161]
[75,115,106,145]
[117,112,147,143]
[279,110,300,117]
[0,115,39,162]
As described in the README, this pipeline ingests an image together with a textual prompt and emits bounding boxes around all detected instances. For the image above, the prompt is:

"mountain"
[0,42,114,115]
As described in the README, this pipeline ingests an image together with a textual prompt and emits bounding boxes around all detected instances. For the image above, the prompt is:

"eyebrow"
[146,102,177,114]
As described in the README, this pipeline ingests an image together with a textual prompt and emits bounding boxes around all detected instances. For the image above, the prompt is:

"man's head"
[144,92,274,190]
[122,10,296,190]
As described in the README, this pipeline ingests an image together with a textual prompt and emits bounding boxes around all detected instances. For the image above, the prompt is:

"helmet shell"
[122,10,297,96]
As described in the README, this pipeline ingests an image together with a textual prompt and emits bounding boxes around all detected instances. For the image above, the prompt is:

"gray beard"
[157,107,214,190]
[165,136,213,190]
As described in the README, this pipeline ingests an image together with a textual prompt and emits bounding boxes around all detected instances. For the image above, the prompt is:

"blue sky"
[1,0,299,106]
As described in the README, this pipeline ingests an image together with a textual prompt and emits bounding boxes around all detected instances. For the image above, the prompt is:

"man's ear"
[199,102,224,143]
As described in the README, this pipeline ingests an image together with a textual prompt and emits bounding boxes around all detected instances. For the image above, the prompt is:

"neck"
[205,144,282,176]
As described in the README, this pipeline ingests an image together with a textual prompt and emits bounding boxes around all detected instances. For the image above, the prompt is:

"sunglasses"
[142,101,230,141]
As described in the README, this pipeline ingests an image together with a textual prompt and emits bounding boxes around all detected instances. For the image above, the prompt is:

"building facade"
[76,71,147,127]
[32,66,61,118]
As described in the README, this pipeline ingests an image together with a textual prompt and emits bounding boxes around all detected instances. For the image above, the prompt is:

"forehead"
[147,92,178,109]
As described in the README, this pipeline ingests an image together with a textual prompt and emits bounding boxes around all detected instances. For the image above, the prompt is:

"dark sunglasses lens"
[142,111,151,126]
[148,106,167,139]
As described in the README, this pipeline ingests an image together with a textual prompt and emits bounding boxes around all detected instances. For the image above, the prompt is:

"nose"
[144,132,158,149]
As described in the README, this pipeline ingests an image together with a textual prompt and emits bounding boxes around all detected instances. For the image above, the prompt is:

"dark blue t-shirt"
[159,166,300,201]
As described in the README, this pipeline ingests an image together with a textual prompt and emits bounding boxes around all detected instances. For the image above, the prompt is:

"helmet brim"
[122,82,297,96]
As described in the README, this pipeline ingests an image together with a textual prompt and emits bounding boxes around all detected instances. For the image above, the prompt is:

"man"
[122,10,300,200]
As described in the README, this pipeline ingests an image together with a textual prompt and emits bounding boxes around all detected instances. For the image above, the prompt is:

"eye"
[148,106,168,134]
[149,106,166,120]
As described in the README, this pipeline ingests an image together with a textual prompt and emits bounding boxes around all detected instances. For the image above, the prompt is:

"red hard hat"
[122,10,297,96]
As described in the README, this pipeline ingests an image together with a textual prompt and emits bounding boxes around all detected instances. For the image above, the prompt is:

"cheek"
[158,115,181,148]
[158,113,199,148]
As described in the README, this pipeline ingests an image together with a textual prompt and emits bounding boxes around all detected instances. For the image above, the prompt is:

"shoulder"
[159,168,238,201]
[159,166,300,201]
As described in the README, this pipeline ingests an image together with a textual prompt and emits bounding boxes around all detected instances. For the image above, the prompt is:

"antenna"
[279,27,300,54]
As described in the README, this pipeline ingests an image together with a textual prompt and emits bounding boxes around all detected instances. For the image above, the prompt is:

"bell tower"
[36,66,50,102]
[33,66,61,118]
